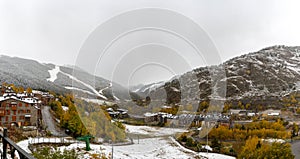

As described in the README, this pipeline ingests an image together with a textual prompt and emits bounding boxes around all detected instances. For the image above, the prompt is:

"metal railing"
[0,128,35,159]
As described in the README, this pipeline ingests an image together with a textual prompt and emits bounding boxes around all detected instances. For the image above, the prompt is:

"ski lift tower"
[77,135,94,151]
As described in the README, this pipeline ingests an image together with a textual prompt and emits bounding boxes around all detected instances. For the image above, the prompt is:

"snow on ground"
[58,137,197,159]
[62,106,69,111]
[17,136,236,159]
[98,82,120,101]
[170,137,235,159]
[16,124,236,159]
[113,94,120,101]
[81,97,114,106]
[46,65,108,100]
[17,139,32,153]
[141,81,165,93]
[47,65,60,82]
[17,137,77,153]
[99,83,110,95]
[199,152,235,159]
[59,136,235,159]
[124,124,188,137]
[59,71,107,100]
[65,86,95,95]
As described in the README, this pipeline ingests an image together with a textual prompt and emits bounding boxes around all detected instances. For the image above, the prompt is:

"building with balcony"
[0,94,41,127]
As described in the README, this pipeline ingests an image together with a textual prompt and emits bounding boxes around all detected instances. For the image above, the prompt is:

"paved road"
[292,140,300,159]
[41,106,67,137]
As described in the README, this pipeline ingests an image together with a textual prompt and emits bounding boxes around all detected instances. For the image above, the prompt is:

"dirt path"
[41,106,67,137]
[292,140,300,159]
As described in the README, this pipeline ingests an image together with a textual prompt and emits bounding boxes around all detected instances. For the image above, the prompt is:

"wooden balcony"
[0,109,5,116]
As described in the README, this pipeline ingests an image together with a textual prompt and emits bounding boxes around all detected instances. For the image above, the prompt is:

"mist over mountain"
[1,45,300,108]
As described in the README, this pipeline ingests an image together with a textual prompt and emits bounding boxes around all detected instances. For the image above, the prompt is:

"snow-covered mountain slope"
[131,81,166,96]
[144,45,300,106]
[223,45,300,98]
[47,65,60,82]
[0,55,131,100]
[2,45,300,105]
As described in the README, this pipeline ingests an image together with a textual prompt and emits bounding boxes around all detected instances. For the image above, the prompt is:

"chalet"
[0,94,41,127]
[107,108,119,118]
[0,86,14,96]
[144,112,158,123]
[229,109,248,116]
[116,109,129,118]
[32,90,54,105]
[143,112,174,124]
[106,108,129,119]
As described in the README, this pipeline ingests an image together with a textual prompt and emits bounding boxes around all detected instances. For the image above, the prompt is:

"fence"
[28,137,77,145]
[0,128,35,159]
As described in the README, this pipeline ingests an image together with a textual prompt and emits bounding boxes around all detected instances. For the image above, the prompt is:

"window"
[12,116,16,121]
[19,116,24,120]
[19,103,22,107]
[6,110,10,115]
[26,110,30,113]
[5,116,8,121]
[25,103,29,107]
[13,111,16,115]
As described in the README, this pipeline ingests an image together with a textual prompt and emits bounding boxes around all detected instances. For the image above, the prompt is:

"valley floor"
[16,124,235,159]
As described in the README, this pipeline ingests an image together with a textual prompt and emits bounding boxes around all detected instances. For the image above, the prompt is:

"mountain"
[131,81,165,97]
[0,55,131,100]
[135,45,300,108]
[2,45,300,107]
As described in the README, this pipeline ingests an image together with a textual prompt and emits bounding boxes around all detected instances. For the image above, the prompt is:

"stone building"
[0,94,41,127]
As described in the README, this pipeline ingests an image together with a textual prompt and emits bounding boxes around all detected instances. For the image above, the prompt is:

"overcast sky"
[1,0,300,86]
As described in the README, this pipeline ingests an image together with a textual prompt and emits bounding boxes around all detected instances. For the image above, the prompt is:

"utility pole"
[206,121,208,154]
[112,141,114,159]
[109,140,114,159]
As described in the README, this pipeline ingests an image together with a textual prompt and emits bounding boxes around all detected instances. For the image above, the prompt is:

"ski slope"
[47,65,60,82]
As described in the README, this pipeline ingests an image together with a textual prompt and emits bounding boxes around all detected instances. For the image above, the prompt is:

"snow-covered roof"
[11,101,17,105]
[108,111,119,115]
[144,112,158,117]
[16,93,27,97]
[106,108,114,112]
[32,90,43,94]
[21,98,39,104]
[0,95,39,104]
[117,108,128,112]
[32,90,54,98]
